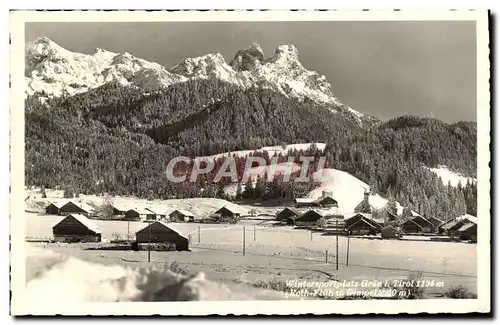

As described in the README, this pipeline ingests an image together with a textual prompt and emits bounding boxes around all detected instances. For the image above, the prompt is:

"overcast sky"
[26,21,476,122]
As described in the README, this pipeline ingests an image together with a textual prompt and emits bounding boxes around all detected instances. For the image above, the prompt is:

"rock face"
[25,37,364,122]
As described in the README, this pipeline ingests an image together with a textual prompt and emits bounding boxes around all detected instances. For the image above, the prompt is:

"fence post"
[198,225,200,243]
[336,218,339,270]
[325,250,328,263]
[254,225,256,242]
[346,234,350,267]
[243,226,246,256]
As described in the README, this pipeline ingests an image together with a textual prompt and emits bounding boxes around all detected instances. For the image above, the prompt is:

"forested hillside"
[25,81,478,219]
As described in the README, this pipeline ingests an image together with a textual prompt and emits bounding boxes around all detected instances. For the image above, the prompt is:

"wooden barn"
[294,210,325,227]
[45,202,65,215]
[111,203,130,217]
[169,209,195,222]
[427,217,443,232]
[123,208,150,221]
[344,213,382,235]
[214,206,241,222]
[145,208,165,221]
[381,225,400,239]
[276,207,300,225]
[439,219,469,236]
[314,193,339,208]
[294,198,317,208]
[52,214,102,243]
[135,221,189,251]
[59,201,95,217]
[458,223,477,242]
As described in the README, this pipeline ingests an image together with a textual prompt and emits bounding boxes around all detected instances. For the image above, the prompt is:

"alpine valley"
[25,37,477,220]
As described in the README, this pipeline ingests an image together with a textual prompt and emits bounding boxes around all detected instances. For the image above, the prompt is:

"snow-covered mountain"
[25,37,186,97]
[25,37,365,122]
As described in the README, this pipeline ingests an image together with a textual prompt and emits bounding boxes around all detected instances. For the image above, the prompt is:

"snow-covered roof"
[343,212,372,220]
[46,201,67,208]
[137,221,188,240]
[126,208,151,215]
[458,223,476,232]
[145,207,165,215]
[63,201,95,213]
[57,214,101,234]
[112,203,132,212]
[457,214,477,224]
[294,198,317,204]
[411,210,422,217]
[170,209,195,217]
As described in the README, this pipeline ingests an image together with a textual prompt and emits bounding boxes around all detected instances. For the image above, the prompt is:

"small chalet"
[169,209,195,223]
[135,221,189,251]
[123,208,151,221]
[294,198,318,208]
[276,207,300,225]
[213,206,241,222]
[381,225,400,239]
[59,201,95,217]
[458,223,477,242]
[427,217,443,232]
[145,207,166,221]
[344,213,382,235]
[294,210,325,227]
[294,191,339,209]
[52,214,102,243]
[111,203,131,216]
[439,219,469,236]
[45,201,65,215]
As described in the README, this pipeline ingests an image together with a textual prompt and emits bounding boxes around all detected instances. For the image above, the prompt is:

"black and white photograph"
[9,10,490,315]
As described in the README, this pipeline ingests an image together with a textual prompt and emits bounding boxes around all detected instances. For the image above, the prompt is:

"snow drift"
[24,244,296,304]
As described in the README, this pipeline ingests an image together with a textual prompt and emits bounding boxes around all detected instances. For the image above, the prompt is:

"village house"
[344,213,382,235]
[427,216,443,232]
[401,215,434,234]
[293,191,339,209]
[135,221,189,251]
[458,223,477,242]
[381,225,400,239]
[52,214,102,243]
[145,207,166,221]
[276,207,300,225]
[212,206,242,223]
[45,201,65,215]
[111,203,131,217]
[169,209,195,223]
[123,208,151,221]
[439,214,477,238]
[294,210,325,228]
[59,201,95,217]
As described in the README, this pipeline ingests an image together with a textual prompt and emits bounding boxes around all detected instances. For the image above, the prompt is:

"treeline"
[25,80,477,219]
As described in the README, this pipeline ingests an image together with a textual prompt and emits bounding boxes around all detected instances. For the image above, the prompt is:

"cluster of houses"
[276,190,478,242]
[45,200,244,224]
[51,213,190,251]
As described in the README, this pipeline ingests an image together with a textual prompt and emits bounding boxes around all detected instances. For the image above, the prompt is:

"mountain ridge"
[25,37,368,124]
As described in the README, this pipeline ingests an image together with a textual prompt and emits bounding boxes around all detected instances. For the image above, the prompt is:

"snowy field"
[26,210,477,297]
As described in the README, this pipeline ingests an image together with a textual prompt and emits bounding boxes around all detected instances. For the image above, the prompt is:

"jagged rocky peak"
[230,43,265,71]
[271,44,300,62]
[170,52,228,77]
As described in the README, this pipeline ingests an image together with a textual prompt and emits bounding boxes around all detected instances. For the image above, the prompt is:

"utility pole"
[310,230,312,241]
[253,225,256,242]
[148,221,151,263]
[346,232,350,267]
[336,218,339,271]
[243,226,246,256]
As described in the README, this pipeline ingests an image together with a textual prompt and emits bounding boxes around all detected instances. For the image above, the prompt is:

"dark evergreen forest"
[25,79,477,220]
